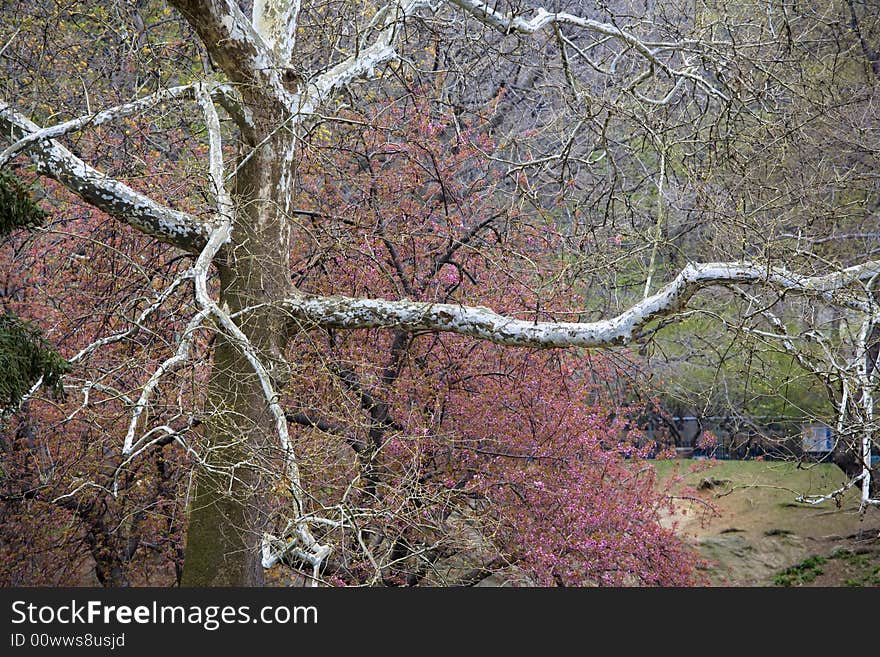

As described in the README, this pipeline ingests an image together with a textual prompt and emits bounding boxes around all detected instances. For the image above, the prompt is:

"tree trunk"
[181,122,295,586]
[832,321,880,498]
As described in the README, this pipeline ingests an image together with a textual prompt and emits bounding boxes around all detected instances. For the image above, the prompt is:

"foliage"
[651,310,833,423]
[833,550,880,587]
[0,173,195,585]
[0,170,46,236]
[0,171,69,411]
[280,95,700,585]
[0,313,70,410]
[772,555,826,586]
[2,0,878,588]
[775,549,880,587]
[0,88,699,586]
[449,350,697,585]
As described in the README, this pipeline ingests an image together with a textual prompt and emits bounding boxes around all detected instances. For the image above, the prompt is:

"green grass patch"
[831,550,880,586]
[773,555,826,586]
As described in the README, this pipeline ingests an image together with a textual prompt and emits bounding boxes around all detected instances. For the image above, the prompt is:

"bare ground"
[654,459,880,586]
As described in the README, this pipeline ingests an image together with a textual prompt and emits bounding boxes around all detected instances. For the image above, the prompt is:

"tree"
[1,0,877,586]
[0,170,69,412]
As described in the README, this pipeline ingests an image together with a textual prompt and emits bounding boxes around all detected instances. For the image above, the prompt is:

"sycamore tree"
[1,0,878,586]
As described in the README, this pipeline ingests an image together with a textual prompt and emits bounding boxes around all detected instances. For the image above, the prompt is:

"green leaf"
[0,169,47,236]
[0,313,71,411]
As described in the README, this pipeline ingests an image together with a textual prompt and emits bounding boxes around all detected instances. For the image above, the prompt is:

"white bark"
[18,274,193,411]
[796,471,867,506]
[281,260,880,349]
[642,149,666,299]
[174,1,427,123]
[300,1,430,117]
[253,0,302,63]
[798,312,879,510]
[732,287,829,384]
[170,0,296,110]
[444,0,728,101]
[122,307,211,458]
[0,102,210,252]
[6,1,877,585]
[855,316,879,510]
[0,84,198,167]
[193,84,333,575]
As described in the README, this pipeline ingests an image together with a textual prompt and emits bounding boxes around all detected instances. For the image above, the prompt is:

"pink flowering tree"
[273,96,700,585]
[5,1,874,587]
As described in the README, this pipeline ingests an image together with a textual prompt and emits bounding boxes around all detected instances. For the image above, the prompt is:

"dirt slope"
[653,460,880,586]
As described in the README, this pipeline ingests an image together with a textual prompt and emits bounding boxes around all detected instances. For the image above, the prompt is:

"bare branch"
[169,0,294,110]
[796,471,866,505]
[191,84,332,575]
[444,0,728,101]
[0,84,198,167]
[282,260,880,348]
[301,1,431,116]
[0,101,210,252]
[122,307,211,458]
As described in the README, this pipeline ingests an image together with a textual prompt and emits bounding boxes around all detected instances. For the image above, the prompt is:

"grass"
[652,459,852,500]
[651,459,869,539]
[772,555,826,586]
[770,549,880,587]
[843,568,880,587]
[648,459,880,585]
[830,550,880,587]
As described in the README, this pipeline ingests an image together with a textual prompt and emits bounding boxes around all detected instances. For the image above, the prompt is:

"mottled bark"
[0,103,209,253]
[281,260,880,348]
[181,121,295,586]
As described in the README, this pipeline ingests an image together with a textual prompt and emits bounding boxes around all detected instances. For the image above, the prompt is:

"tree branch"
[253,0,302,64]
[286,411,368,453]
[300,1,431,116]
[444,0,728,101]
[169,0,294,110]
[0,84,198,167]
[281,260,880,348]
[192,84,333,577]
[0,101,210,253]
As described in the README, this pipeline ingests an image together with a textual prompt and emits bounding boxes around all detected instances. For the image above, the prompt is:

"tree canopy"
[0,0,878,587]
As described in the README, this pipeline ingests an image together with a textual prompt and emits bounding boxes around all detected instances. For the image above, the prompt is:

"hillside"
[654,460,880,586]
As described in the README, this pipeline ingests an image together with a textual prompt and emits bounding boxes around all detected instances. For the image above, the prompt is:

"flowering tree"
[278,99,698,585]
[1,0,878,585]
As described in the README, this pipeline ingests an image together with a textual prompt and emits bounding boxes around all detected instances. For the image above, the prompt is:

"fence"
[649,416,837,462]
